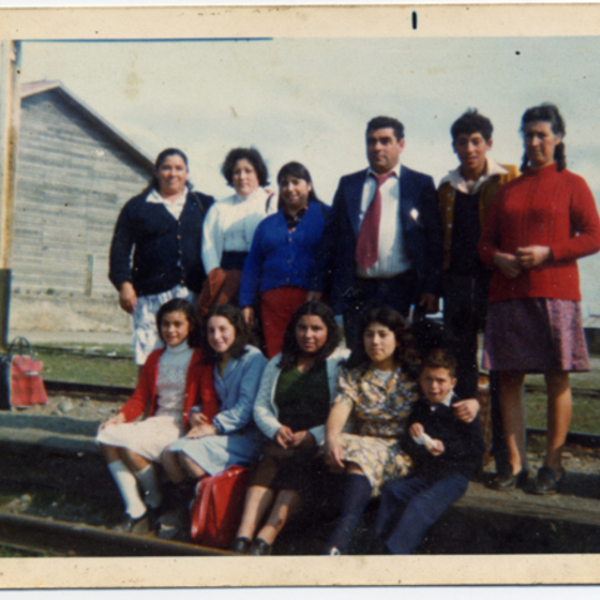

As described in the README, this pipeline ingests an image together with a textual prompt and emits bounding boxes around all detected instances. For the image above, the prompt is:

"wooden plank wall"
[12,90,153,298]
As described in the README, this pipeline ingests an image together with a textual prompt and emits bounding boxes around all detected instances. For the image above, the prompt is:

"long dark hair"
[344,306,419,378]
[156,298,201,348]
[276,162,322,211]
[520,103,566,172]
[221,147,269,187]
[143,148,192,195]
[278,301,340,372]
[201,303,250,364]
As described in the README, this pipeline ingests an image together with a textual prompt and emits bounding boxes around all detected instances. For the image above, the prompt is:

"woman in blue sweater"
[239,162,329,358]
[109,148,214,367]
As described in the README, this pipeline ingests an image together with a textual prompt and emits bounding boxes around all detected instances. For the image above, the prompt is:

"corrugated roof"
[20,80,154,172]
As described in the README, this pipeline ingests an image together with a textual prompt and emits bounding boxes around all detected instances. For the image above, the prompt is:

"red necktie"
[355,172,394,270]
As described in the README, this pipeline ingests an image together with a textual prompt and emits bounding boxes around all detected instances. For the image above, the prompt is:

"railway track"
[42,379,600,448]
[0,511,230,557]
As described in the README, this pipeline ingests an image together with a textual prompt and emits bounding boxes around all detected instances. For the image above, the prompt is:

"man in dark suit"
[308,116,443,349]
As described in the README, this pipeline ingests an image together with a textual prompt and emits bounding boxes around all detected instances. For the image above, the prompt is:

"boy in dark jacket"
[372,348,484,554]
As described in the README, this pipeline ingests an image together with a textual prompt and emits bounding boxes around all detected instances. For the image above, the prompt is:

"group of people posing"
[100,103,600,555]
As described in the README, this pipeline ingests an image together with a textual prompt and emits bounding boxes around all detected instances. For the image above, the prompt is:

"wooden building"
[12,80,154,298]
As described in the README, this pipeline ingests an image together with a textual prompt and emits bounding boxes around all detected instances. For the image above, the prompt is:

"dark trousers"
[373,473,468,555]
[442,272,489,399]
[442,272,508,471]
[343,270,418,351]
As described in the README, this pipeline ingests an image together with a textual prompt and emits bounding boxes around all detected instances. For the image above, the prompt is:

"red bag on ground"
[0,337,48,410]
[190,465,250,549]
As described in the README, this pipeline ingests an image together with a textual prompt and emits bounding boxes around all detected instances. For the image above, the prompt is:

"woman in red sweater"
[479,104,600,495]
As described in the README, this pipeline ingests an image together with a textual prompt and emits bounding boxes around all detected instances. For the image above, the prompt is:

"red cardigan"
[479,163,600,303]
[119,347,219,428]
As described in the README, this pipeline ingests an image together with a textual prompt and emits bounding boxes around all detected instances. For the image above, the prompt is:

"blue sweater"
[239,201,329,308]
[109,190,214,297]
[212,345,267,434]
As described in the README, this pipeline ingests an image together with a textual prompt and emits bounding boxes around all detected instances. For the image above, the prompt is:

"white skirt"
[96,415,186,462]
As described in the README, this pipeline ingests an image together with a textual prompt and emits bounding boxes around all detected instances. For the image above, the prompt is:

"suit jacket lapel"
[399,164,415,226]
[345,170,368,238]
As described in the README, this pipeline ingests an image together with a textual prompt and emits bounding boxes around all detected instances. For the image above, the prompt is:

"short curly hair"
[221,147,269,187]
[420,348,457,379]
[450,109,493,142]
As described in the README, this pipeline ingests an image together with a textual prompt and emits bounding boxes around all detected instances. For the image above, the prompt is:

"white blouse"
[201,187,277,273]
[154,342,194,418]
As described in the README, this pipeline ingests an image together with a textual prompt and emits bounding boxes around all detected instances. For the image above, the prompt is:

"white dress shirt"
[356,162,412,278]
[202,186,277,273]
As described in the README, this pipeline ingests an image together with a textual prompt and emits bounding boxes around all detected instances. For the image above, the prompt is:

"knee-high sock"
[108,461,146,518]
[134,465,163,509]
[327,473,373,553]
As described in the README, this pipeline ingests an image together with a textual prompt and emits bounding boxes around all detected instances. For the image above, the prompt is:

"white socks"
[134,465,163,509]
[108,460,146,519]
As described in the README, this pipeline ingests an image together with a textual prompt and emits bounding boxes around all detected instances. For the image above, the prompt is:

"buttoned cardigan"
[109,190,214,297]
[239,200,329,308]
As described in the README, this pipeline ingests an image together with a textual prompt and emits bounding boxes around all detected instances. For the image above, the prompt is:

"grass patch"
[33,345,137,388]
[29,344,600,435]
[521,387,600,435]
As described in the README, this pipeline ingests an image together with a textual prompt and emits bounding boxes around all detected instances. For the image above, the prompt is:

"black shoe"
[157,507,184,540]
[112,512,150,535]
[531,466,565,495]
[249,538,272,556]
[490,468,528,492]
[231,536,252,555]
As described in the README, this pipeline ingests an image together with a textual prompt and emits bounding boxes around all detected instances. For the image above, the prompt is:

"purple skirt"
[483,298,590,373]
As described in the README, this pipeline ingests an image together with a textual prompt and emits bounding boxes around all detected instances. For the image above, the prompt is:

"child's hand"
[429,439,445,456]
[98,412,126,432]
[409,423,424,438]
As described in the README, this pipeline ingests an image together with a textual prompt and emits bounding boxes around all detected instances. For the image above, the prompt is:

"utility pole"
[0,41,21,351]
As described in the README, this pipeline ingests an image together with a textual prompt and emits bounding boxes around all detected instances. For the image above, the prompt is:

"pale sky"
[19,35,600,311]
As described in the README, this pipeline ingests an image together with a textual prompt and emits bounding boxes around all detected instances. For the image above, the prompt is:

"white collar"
[367,161,401,180]
[427,390,454,411]
[232,186,270,205]
[439,158,508,195]
[147,186,188,205]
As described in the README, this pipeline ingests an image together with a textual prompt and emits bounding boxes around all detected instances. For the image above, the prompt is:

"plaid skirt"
[482,298,590,373]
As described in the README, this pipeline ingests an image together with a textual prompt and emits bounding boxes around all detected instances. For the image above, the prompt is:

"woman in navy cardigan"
[239,162,329,358]
[109,148,214,366]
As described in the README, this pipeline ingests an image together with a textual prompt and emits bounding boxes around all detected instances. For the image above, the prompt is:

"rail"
[0,511,230,557]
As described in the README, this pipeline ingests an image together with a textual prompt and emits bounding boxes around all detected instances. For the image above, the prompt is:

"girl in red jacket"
[97,299,218,533]
[479,104,600,495]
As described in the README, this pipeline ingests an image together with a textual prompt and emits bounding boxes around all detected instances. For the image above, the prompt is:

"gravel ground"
[15,391,125,425]
[12,391,600,476]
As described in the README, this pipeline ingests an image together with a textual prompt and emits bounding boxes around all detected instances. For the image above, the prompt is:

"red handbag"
[190,465,250,549]
[0,337,48,410]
